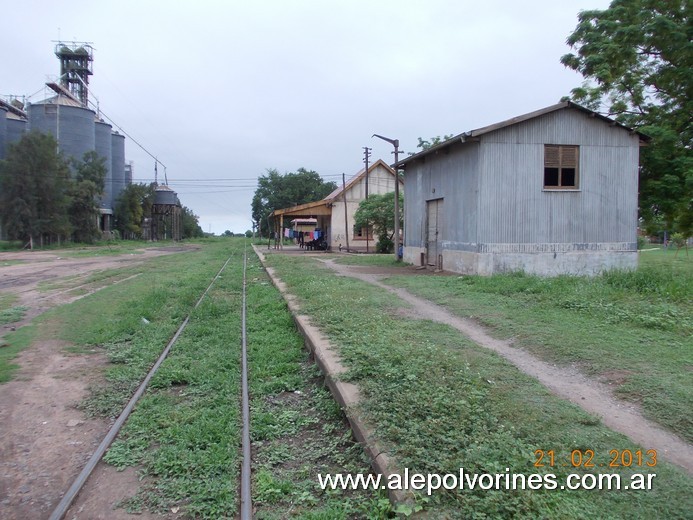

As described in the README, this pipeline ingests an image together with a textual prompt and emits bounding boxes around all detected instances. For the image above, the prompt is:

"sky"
[2,0,612,235]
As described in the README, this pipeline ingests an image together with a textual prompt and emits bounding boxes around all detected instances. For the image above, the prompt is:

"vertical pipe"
[394,141,401,261]
[343,173,350,253]
[364,147,370,253]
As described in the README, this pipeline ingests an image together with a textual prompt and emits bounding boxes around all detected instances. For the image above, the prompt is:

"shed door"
[426,199,444,268]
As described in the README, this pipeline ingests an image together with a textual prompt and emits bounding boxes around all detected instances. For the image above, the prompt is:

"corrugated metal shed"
[401,101,646,276]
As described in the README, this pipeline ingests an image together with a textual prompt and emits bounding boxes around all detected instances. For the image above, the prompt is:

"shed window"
[544,145,579,189]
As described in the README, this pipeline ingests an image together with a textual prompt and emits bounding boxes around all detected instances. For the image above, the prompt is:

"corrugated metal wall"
[28,102,96,163]
[111,132,126,204]
[477,109,639,245]
[404,106,640,263]
[95,120,113,210]
[403,143,480,249]
[6,117,27,149]
[0,107,6,160]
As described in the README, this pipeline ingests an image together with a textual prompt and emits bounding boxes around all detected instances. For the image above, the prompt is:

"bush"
[376,235,394,254]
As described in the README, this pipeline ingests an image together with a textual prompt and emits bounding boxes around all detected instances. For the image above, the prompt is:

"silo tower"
[54,42,93,107]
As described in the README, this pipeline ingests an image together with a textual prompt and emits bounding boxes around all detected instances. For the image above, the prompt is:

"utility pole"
[363,146,372,199]
[363,146,371,253]
[372,134,402,261]
[343,173,350,253]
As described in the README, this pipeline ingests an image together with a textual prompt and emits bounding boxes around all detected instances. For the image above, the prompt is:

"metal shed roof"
[396,101,650,169]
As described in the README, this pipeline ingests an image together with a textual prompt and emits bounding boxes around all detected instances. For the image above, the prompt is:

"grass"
[264,253,692,518]
[4,237,690,517]
[383,253,692,442]
[333,254,405,267]
[0,294,28,379]
[0,306,28,326]
[103,261,244,518]
[0,260,24,267]
[4,238,382,518]
[0,240,24,251]
[244,255,386,518]
[108,245,384,518]
[0,323,36,382]
[0,293,18,313]
[2,239,245,517]
[639,246,692,272]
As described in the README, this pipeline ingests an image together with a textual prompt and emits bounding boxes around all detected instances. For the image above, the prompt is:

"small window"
[353,225,373,240]
[544,145,579,189]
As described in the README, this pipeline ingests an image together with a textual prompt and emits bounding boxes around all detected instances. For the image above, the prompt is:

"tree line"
[251,167,337,236]
[0,131,203,246]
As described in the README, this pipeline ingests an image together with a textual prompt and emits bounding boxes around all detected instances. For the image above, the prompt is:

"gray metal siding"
[111,133,126,204]
[0,107,6,160]
[477,109,639,245]
[95,121,113,210]
[28,103,95,164]
[6,118,27,148]
[403,143,480,248]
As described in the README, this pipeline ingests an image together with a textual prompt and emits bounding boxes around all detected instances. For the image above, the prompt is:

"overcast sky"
[2,0,611,234]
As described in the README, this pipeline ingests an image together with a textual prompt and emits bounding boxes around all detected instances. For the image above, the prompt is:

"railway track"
[41,244,378,520]
[48,252,255,520]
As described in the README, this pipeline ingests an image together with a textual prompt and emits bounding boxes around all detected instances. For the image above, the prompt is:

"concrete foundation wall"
[439,243,637,277]
[402,246,426,267]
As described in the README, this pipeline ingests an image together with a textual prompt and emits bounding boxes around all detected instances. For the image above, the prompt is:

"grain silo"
[95,119,113,229]
[0,99,28,152]
[27,83,96,164]
[0,105,6,160]
[111,131,126,204]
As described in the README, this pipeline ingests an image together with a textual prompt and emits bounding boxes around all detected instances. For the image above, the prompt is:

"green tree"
[114,183,154,239]
[69,151,106,243]
[251,168,337,236]
[0,131,72,246]
[561,0,692,234]
[417,135,454,151]
[353,191,404,253]
[181,205,204,239]
[223,230,233,237]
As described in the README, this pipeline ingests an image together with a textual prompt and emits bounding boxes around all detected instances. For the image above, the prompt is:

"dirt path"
[320,259,693,475]
[0,246,197,520]
[1,247,196,335]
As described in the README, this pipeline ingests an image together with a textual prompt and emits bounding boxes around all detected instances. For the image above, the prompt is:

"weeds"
[245,255,387,518]
[0,305,27,326]
[383,254,692,441]
[34,239,384,518]
[265,253,693,518]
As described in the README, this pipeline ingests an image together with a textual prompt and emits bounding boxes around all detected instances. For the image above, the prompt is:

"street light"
[372,134,402,261]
